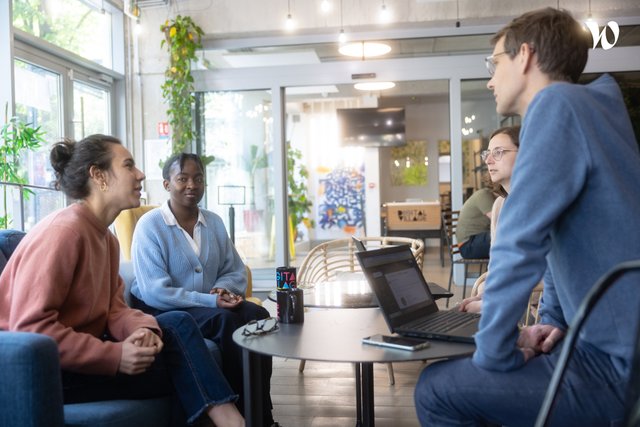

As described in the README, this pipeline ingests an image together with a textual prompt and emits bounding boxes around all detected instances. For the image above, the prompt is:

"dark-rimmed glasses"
[480,147,518,162]
[484,51,509,76]
[242,317,279,337]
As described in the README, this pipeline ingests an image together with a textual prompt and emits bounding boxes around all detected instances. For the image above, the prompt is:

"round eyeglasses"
[480,147,518,162]
[242,317,279,337]
[484,51,509,76]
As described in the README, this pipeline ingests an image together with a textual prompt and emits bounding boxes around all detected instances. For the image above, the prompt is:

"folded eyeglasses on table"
[242,317,279,336]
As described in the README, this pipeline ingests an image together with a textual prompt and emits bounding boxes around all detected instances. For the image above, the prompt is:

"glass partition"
[285,80,449,263]
[460,79,499,200]
[199,90,275,270]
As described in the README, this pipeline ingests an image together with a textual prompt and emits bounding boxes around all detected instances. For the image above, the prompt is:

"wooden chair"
[297,236,424,287]
[113,206,261,304]
[439,207,451,267]
[470,272,544,327]
[442,210,489,307]
[296,236,425,385]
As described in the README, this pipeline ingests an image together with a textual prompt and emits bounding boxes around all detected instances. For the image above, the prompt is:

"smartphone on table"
[362,334,430,351]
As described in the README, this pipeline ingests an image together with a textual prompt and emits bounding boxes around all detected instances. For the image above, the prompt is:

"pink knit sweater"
[0,203,159,375]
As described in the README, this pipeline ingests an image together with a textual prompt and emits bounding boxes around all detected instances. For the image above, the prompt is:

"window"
[14,59,62,187]
[12,0,114,69]
[73,80,111,138]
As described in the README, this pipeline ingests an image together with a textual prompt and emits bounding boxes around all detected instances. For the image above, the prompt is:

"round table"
[233,308,474,426]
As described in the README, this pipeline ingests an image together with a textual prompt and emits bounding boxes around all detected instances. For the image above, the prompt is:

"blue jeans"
[62,311,237,425]
[415,342,628,426]
[132,297,275,426]
[459,231,491,259]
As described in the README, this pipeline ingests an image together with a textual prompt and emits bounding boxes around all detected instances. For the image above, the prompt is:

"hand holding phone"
[362,334,430,351]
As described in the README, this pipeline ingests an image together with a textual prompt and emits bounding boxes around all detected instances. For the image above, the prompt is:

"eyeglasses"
[480,147,518,162]
[242,317,279,337]
[484,51,510,76]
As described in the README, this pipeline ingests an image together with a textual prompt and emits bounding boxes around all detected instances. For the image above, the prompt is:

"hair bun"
[49,139,75,175]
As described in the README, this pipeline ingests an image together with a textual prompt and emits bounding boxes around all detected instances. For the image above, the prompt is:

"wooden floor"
[260,246,477,427]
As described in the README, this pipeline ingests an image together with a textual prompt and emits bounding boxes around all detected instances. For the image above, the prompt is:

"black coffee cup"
[276,266,297,290]
[276,288,304,324]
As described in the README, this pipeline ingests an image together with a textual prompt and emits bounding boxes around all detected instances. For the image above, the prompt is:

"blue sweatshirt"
[130,204,247,311]
[474,74,640,374]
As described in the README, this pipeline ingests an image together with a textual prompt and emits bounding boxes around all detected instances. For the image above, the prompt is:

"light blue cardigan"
[130,205,247,311]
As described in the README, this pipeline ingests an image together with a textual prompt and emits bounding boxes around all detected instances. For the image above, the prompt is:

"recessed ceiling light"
[339,42,391,58]
[354,81,396,91]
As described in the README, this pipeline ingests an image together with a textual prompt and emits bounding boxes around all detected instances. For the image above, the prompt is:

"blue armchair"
[0,229,219,427]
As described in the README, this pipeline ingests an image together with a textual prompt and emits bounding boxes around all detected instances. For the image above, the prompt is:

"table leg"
[355,363,362,427]
[241,347,263,427]
[361,362,375,427]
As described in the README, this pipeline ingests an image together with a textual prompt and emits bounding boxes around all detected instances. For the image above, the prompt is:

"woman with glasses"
[0,135,244,427]
[459,125,520,313]
[129,153,279,427]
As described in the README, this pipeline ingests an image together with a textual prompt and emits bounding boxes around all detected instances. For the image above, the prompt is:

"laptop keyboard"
[408,310,480,333]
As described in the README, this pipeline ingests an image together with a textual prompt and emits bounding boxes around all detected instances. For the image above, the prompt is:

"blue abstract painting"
[316,165,365,235]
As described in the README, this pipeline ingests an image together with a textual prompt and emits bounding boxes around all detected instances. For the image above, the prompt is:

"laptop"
[356,245,480,343]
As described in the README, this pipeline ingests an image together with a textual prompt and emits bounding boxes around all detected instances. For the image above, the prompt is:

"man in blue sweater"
[415,8,640,426]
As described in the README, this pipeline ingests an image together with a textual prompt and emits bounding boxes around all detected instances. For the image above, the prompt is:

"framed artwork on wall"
[390,140,428,186]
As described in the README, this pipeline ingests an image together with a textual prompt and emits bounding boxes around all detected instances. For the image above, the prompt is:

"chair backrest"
[297,236,425,287]
[441,209,461,258]
[534,259,640,427]
[0,229,26,272]
[113,205,158,261]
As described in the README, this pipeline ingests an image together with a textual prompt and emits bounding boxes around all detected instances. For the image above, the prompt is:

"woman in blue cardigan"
[130,153,277,427]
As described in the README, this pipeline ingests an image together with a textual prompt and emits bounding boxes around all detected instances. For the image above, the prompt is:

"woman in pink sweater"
[0,134,244,427]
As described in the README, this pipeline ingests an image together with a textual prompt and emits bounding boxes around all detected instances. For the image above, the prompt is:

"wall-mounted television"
[337,107,406,147]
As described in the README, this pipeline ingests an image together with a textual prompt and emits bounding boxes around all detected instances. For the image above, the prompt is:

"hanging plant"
[160,15,204,154]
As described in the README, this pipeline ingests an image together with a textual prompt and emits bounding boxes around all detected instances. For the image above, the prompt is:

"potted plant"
[160,15,204,154]
[287,142,314,240]
[0,104,45,228]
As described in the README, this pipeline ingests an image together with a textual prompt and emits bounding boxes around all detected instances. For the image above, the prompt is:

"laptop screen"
[357,245,438,328]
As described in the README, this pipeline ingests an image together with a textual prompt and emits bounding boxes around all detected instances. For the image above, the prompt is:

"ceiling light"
[338,28,347,44]
[285,0,295,31]
[586,0,594,22]
[285,13,296,30]
[354,81,396,91]
[320,0,332,13]
[379,1,391,23]
[338,0,346,43]
[339,41,391,58]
